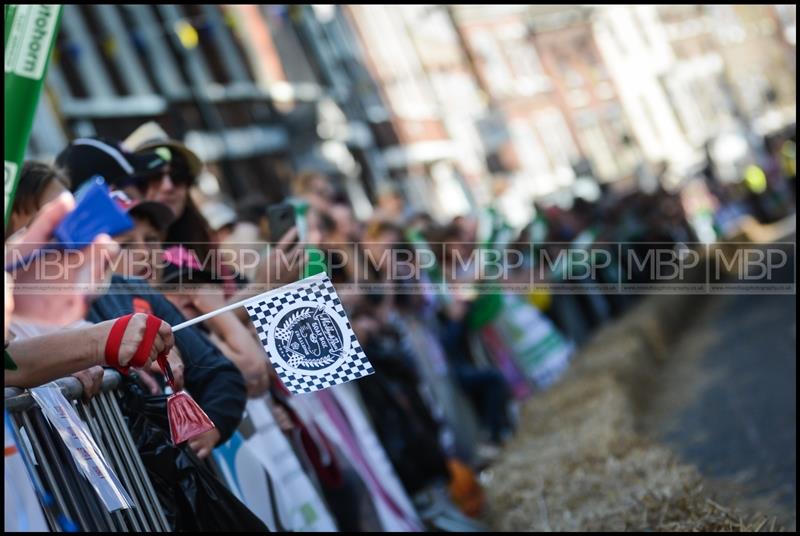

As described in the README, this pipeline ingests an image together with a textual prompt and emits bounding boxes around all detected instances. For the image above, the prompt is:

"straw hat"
[122,121,203,179]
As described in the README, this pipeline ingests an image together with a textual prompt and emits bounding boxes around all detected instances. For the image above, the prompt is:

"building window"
[533,108,580,172]
[54,29,88,99]
[121,5,189,98]
[356,5,435,119]
[576,112,617,179]
[639,94,663,147]
[510,118,553,191]
[501,30,551,95]
[470,30,514,96]
[58,5,117,99]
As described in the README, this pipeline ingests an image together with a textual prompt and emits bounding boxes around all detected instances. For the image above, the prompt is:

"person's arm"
[205,316,269,397]
[5,314,173,388]
[188,288,270,397]
[6,323,107,387]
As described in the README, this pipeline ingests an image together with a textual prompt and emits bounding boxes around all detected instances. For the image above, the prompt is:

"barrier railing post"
[106,390,171,531]
[5,370,171,532]
[88,395,145,532]
[95,392,153,531]
[74,402,121,530]
[23,409,90,529]
[16,411,71,532]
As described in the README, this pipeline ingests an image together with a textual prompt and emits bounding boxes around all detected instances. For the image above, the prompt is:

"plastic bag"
[117,379,268,532]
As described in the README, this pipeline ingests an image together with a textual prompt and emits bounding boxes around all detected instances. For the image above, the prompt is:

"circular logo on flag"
[268,302,349,374]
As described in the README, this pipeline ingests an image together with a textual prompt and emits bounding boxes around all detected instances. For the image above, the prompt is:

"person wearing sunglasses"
[123,122,210,250]
[123,123,237,298]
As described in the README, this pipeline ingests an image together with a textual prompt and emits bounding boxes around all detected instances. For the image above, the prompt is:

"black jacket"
[88,275,246,443]
[356,334,450,494]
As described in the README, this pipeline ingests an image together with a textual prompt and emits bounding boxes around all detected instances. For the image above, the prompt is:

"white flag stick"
[171,273,327,332]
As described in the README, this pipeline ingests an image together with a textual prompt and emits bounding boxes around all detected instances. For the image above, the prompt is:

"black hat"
[55,137,167,191]
[108,190,176,233]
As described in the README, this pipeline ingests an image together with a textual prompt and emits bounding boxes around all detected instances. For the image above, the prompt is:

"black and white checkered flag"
[244,272,374,394]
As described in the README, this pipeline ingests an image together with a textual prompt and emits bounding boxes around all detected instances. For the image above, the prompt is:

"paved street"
[642,243,796,529]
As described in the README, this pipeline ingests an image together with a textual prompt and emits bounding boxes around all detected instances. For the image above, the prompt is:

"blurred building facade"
[27,5,394,217]
[593,6,702,173]
[449,5,584,222]
[27,4,796,225]
[706,5,796,135]
[654,5,740,149]
[344,5,482,220]
[526,5,639,183]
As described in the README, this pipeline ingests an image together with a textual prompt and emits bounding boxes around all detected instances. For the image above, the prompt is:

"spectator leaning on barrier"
[124,124,313,369]
[424,223,514,446]
[55,138,248,457]
[124,122,278,305]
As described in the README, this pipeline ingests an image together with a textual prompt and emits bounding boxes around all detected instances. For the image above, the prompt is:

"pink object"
[316,390,421,531]
[163,246,203,271]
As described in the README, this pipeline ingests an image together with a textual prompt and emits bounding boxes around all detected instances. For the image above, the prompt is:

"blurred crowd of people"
[4,117,796,531]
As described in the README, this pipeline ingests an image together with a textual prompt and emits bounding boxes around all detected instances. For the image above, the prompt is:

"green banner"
[4,4,62,226]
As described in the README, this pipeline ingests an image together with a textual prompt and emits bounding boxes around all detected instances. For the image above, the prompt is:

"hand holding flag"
[173,273,374,395]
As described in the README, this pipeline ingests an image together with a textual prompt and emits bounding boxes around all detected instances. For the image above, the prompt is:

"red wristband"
[104,314,133,369]
[129,314,162,368]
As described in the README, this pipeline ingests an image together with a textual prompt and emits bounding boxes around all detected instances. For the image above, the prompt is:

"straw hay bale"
[483,293,782,532]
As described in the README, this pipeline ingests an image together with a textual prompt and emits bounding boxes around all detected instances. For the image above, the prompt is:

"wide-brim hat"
[122,121,203,179]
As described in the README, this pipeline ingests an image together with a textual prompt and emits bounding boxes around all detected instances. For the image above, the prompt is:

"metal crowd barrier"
[5,371,170,532]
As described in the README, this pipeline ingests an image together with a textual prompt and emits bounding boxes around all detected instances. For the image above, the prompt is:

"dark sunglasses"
[135,159,193,190]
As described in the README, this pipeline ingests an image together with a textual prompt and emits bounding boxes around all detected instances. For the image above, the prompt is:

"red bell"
[158,354,215,444]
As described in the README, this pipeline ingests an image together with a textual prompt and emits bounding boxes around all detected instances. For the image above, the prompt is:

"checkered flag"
[244,273,374,394]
